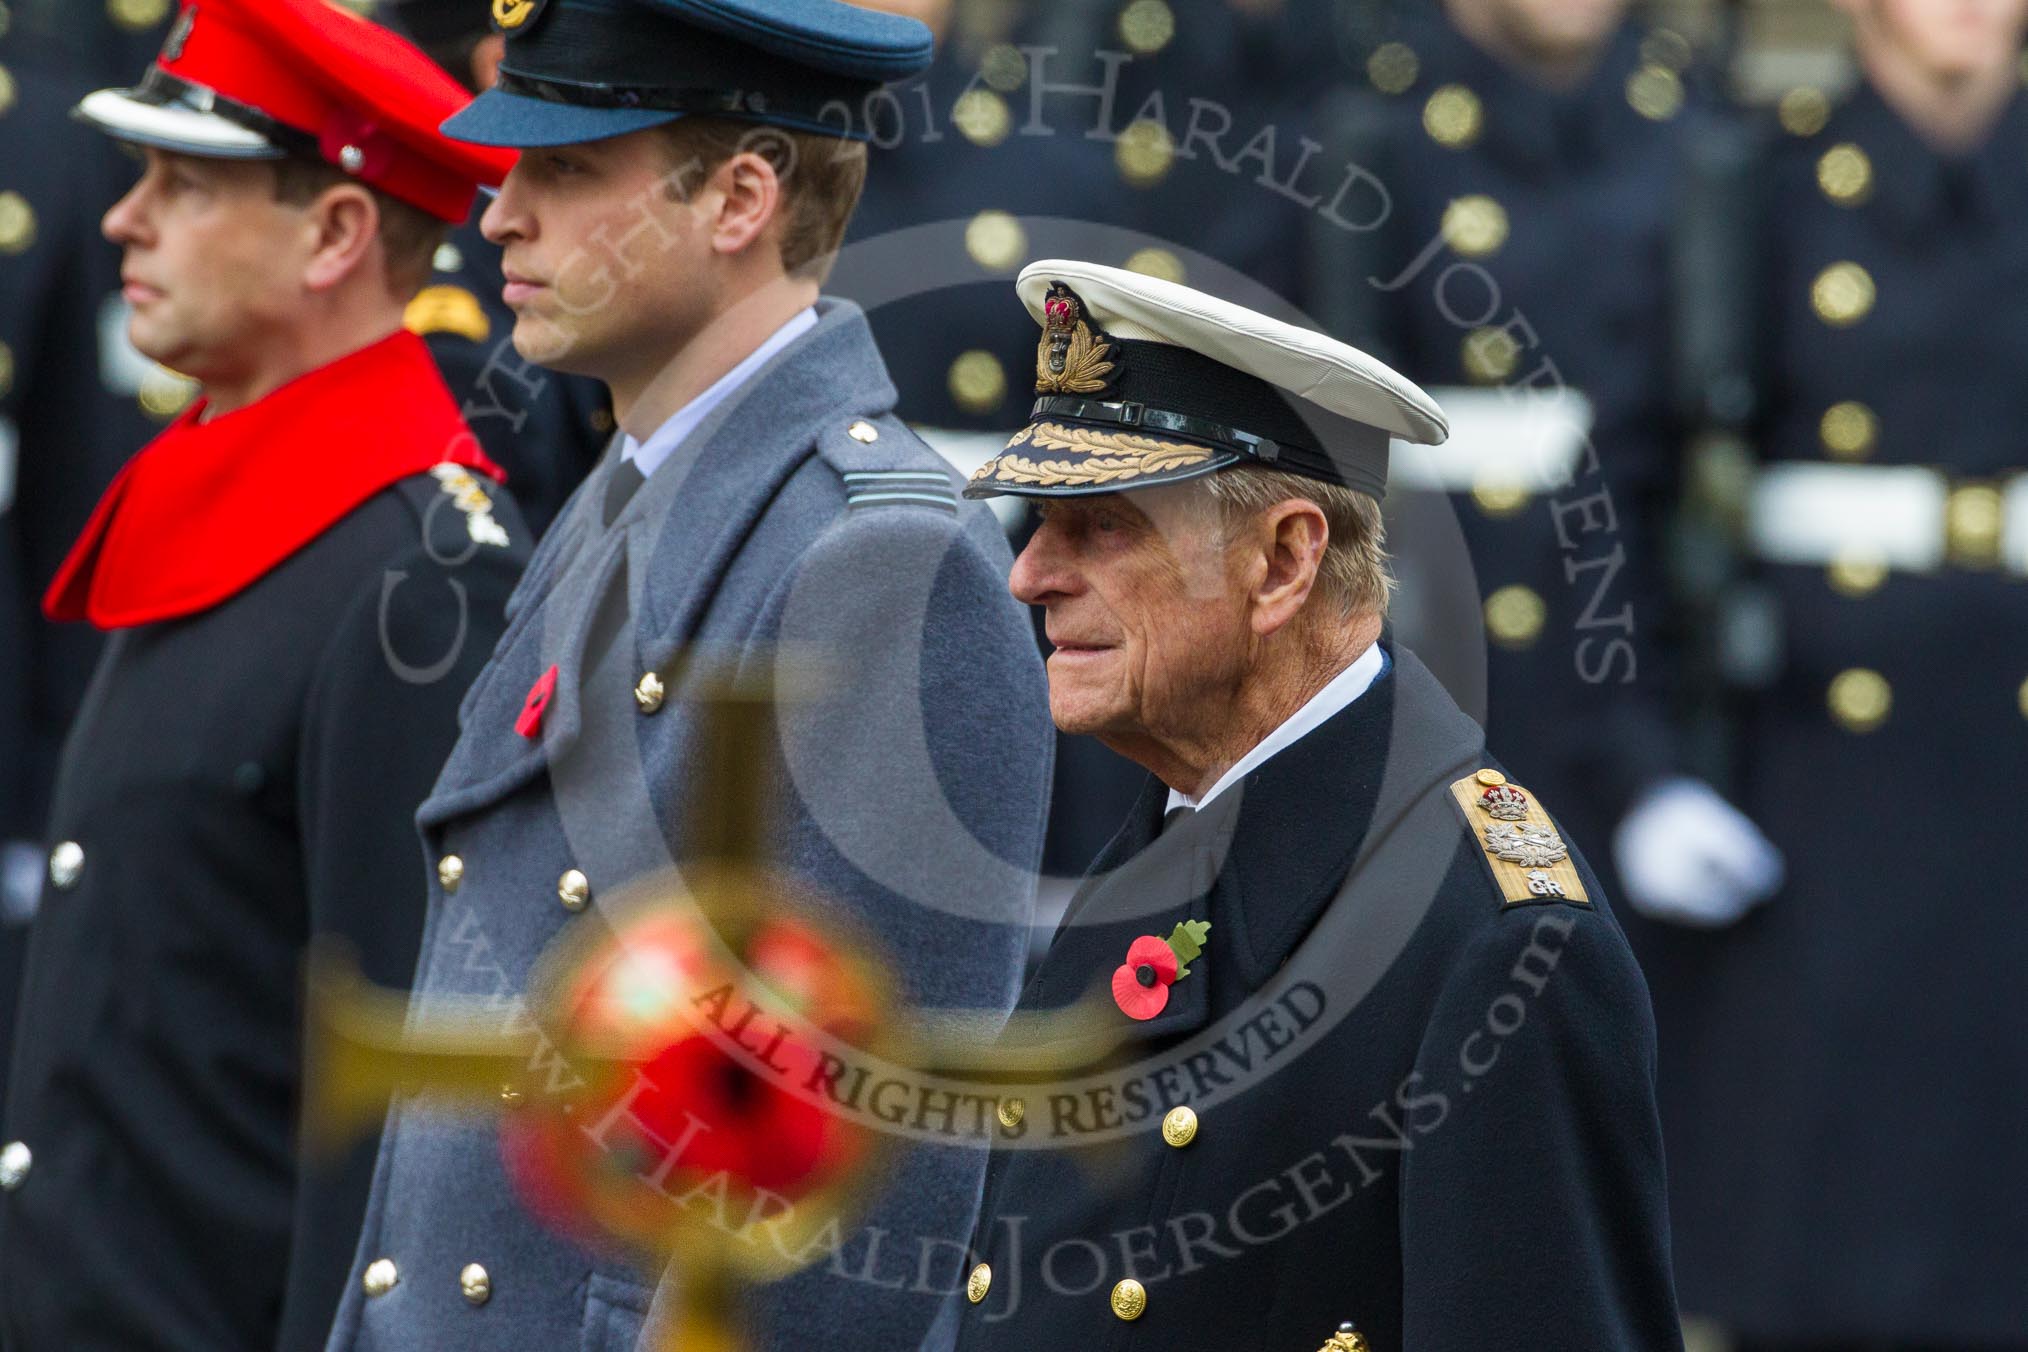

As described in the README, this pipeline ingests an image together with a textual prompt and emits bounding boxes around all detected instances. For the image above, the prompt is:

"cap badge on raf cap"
[492,0,547,33]
[441,0,936,150]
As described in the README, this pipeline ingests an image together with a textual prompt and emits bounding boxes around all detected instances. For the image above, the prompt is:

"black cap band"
[1044,338,1390,495]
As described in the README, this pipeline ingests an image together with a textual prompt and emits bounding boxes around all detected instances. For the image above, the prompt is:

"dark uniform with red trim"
[0,5,530,1348]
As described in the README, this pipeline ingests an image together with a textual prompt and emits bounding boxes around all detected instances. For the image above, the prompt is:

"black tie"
[602,456,647,527]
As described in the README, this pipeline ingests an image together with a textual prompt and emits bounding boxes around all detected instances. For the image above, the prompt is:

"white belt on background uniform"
[1748,462,2025,574]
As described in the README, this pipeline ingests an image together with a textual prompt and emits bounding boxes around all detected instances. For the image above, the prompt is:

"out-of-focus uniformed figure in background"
[0,0,176,1106]
[329,0,1049,1347]
[1309,0,1785,932]
[0,1,529,1346]
[1636,0,2028,1345]
[377,0,615,540]
[953,260,1681,1350]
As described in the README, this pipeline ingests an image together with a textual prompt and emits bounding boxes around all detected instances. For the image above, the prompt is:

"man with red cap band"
[0,3,531,1348]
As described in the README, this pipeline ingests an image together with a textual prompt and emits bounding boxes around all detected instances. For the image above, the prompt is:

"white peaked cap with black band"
[964,259,1449,501]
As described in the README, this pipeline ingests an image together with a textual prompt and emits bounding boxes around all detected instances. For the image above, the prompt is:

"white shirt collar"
[620,306,819,480]
[1164,642,1386,816]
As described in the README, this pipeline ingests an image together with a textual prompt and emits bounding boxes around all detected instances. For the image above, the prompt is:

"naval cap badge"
[1034,281,1120,396]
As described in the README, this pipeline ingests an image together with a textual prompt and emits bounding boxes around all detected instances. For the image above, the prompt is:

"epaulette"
[816,416,960,515]
[1447,769,1589,908]
[842,470,959,514]
[403,284,491,344]
[427,462,512,547]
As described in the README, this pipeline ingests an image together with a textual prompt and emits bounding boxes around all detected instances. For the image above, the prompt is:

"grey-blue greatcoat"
[328,300,1052,1352]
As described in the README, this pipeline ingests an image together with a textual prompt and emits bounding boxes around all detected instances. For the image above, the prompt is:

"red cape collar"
[45,331,504,629]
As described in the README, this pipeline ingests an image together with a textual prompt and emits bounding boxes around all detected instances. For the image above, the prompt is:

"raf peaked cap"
[441,0,936,148]
[965,259,1450,501]
[73,0,516,223]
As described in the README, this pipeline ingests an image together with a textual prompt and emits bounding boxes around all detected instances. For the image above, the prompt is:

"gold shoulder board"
[404,285,491,344]
[1447,769,1589,906]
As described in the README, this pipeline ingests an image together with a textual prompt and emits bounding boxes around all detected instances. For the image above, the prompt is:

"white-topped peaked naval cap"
[965,259,1448,501]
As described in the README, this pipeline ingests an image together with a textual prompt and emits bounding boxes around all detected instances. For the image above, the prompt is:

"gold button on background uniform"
[1366,42,1418,95]
[1484,585,1546,648]
[964,210,1025,272]
[1640,28,1693,70]
[1422,84,1482,148]
[1476,768,1506,787]
[1817,143,1873,206]
[108,0,169,28]
[47,841,83,891]
[0,1141,30,1190]
[634,671,666,713]
[2017,676,2028,721]
[1123,247,1185,285]
[967,1263,992,1303]
[847,420,880,444]
[948,351,1007,414]
[952,89,1012,147]
[438,854,465,892]
[1624,64,1683,121]
[1161,1105,1198,1147]
[1780,85,1831,136]
[0,65,15,118]
[1826,552,1887,598]
[1115,119,1175,187]
[1440,195,1508,258]
[1827,668,1892,732]
[1111,1278,1147,1321]
[361,1258,399,1297]
[0,191,36,254]
[996,1097,1024,1129]
[138,364,198,420]
[1471,477,1530,518]
[558,869,591,913]
[1812,261,1876,327]
[1461,326,1520,383]
[1117,0,1174,54]
[460,1263,492,1305]
[1945,483,2004,567]
[980,45,1027,92]
[1819,401,1877,459]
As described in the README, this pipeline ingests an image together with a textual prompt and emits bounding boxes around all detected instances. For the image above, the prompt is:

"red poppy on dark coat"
[1112,934,1179,1020]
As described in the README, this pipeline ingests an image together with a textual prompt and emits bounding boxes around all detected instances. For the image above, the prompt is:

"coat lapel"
[418,527,629,828]
[420,301,901,827]
[627,300,900,665]
[1010,647,1488,1057]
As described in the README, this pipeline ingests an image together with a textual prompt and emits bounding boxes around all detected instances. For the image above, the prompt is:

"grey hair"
[1197,466,1394,618]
